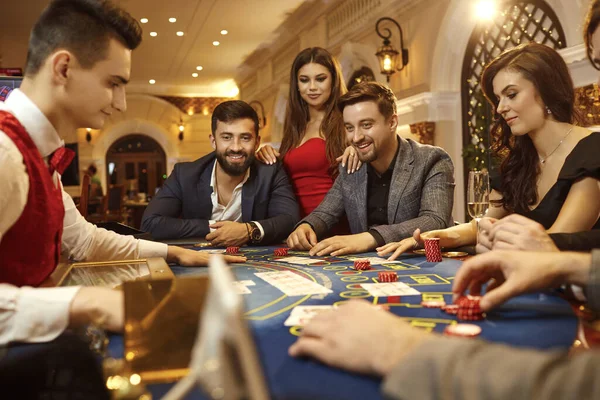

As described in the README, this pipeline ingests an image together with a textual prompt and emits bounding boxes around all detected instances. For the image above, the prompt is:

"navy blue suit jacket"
[141,152,300,243]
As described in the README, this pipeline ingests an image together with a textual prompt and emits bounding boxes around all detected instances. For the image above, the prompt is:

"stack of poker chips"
[455,295,485,321]
[353,260,372,271]
[378,271,398,282]
[274,247,289,256]
[424,238,443,262]
[226,246,240,255]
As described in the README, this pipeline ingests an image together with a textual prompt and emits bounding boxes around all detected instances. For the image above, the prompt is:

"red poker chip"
[226,246,240,255]
[421,300,446,308]
[444,323,482,337]
[443,304,459,315]
[274,248,289,256]
[377,271,398,282]
[353,260,372,271]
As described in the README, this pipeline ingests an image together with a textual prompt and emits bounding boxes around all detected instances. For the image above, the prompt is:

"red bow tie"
[48,147,75,175]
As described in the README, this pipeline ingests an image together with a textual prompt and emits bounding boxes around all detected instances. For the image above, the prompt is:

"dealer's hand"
[289,299,432,376]
[309,232,377,257]
[69,287,124,332]
[206,221,249,247]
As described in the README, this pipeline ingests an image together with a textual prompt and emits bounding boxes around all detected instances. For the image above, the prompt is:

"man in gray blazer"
[142,100,300,245]
[287,81,455,256]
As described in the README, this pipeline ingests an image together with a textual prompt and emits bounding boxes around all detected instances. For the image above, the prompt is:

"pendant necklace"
[539,127,573,164]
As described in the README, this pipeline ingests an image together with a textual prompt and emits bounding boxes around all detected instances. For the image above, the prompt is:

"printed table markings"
[398,274,451,286]
[340,276,370,283]
[339,290,371,299]
[421,293,446,302]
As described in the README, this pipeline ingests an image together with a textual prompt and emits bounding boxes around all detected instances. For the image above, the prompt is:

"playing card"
[360,282,421,297]
[284,305,335,326]
[255,271,332,296]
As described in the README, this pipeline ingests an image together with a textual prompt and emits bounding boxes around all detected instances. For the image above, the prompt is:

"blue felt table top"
[107,246,578,400]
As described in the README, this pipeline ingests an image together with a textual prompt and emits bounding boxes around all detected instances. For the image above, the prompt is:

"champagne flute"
[467,170,490,243]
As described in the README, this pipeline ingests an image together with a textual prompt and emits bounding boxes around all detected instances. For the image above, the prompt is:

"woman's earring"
[546,106,552,115]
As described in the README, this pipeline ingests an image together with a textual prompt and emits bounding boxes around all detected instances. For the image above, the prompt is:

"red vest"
[0,111,65,286]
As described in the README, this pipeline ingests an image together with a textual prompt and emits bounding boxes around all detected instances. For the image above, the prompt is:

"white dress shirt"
[0,89,168,345]
[208,160,264,239]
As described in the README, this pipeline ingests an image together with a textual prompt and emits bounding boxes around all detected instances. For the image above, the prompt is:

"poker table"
[107,245,578,399]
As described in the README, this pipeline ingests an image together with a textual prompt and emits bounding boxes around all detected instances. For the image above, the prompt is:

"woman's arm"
[548,177,600,233]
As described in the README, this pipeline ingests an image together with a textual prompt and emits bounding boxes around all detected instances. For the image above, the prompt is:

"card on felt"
[255,271,332,296]
[277,256,326,265]
[284,305,335,326]
[360,282,421,297]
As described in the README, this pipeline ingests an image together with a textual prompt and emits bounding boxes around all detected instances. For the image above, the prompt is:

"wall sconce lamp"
[249,100,267,128]
[178,117,184,141]
[85,128,92,143]
[375,17,409,82]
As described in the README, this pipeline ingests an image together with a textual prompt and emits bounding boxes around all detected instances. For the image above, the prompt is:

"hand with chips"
[453,250,591,311]
[377,222,476,261]
[289,299,432,376]
[478,214,559,253]
[167,245,246,266]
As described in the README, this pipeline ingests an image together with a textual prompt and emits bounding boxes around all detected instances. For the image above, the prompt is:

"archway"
[105,134,167,198]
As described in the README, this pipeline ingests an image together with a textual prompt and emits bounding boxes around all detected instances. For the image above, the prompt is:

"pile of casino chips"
[378,271,398,282]
[424,238,442,262]
[353,260,372,271]
[455,295,484,321]
[419,294,484,337]
[226,246,240,255]
[274,248,289,256]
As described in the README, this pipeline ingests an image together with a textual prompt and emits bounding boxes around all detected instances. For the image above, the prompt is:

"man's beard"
[215,150,255,176]
[353,141,376,164]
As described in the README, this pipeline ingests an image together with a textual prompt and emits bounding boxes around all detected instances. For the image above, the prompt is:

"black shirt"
[367,140,400,246]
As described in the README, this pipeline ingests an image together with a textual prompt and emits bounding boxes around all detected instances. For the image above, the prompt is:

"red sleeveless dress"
[0,111,65,286]
[283,138,350,235]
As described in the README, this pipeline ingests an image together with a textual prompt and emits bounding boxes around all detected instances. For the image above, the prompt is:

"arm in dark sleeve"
[141,165,210,240]
[383,336,600,400]
[254,164,300,244]
[373,153,455,243]
[550,230,600,252]
[299,172,346,239]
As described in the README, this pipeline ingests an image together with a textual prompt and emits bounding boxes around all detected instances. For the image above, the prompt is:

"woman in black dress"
[379,42,600,260]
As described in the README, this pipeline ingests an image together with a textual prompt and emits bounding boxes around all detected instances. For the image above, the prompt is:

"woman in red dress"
[256,48,359,228]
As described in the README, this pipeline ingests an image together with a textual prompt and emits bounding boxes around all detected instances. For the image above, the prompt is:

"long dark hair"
[481,42,576,213]
[279,47,347,176]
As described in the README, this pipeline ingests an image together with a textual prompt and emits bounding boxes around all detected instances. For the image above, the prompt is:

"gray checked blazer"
[301,137,455,243]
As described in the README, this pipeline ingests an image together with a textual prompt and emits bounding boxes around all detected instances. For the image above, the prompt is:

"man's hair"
[211,100,260,136]
[337,81,397,119]
[25,0,142,76]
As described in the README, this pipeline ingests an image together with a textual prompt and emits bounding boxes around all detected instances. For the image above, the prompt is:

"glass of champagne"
[467,170,490,243]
